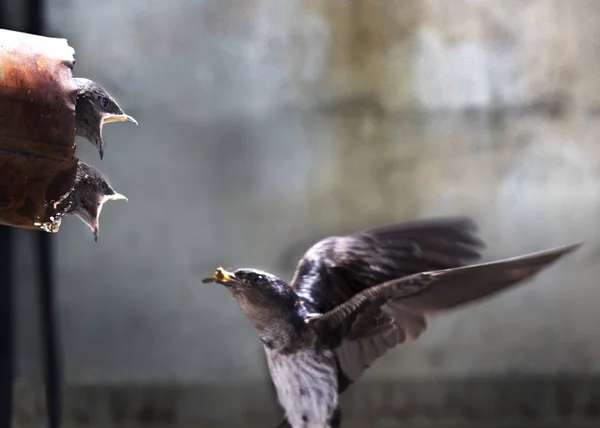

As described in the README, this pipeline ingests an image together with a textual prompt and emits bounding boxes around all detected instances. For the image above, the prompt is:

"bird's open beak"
[96,114,137,159]
[106,192,128,202]
[202,267,238,286]
[102,113,138,126]
[90,193,127,242]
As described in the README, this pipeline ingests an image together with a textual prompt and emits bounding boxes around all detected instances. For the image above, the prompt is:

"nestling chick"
[202,218,582,428]
[74,78,137,160]
[56,162,127,241]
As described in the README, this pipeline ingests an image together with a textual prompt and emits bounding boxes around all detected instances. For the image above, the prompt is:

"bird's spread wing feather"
[290,217,484,389]
[307,243,581,389]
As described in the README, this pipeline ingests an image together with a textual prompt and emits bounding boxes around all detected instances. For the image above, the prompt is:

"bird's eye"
[100,181,111,194]
[255,275,265,283]
[99,97,110,108]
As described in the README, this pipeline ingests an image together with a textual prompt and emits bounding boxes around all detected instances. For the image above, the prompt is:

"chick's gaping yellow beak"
[102,113,138,126]
[201,266,237,284]
[106,192,128,202]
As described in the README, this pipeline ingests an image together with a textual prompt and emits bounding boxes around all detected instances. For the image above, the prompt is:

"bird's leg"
[50,187,74,210]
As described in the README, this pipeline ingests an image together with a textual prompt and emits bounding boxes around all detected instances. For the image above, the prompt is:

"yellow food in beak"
[202,267,237,284]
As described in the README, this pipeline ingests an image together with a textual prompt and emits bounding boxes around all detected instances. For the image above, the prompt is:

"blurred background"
[2,0,600,427]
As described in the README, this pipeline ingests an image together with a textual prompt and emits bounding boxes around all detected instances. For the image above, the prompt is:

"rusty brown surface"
[0,29,78,231]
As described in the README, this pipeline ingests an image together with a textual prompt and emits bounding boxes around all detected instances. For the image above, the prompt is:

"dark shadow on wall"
[0,1,62,427]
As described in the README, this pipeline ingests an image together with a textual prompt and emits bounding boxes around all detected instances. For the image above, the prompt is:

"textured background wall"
[8,0,600,425]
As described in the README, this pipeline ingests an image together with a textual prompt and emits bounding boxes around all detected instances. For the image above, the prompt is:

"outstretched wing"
[289,217,485,389]
[308,243,581,390]
[292,217,484,311]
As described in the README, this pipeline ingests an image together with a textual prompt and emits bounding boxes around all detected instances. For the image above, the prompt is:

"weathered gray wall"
[10,0,600,423]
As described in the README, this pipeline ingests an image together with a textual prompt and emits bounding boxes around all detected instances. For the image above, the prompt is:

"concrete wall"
[11,0,600,397]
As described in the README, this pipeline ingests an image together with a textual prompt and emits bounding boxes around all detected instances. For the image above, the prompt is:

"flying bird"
[74,77,138,160]
[55,162,127,241]
[202,218,581,428]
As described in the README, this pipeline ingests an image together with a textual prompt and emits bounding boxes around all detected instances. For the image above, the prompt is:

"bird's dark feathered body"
[225,270,340,427]
[202,218,581,428]
[74,78,137,159]
[56,162,126,241]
